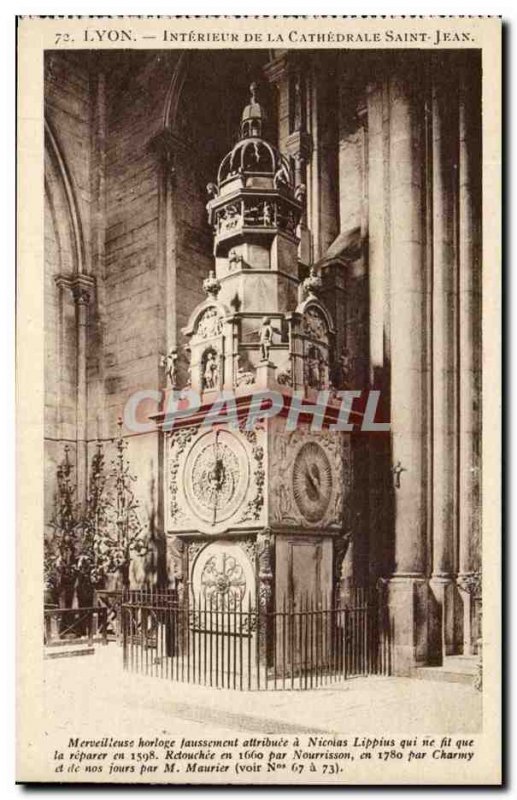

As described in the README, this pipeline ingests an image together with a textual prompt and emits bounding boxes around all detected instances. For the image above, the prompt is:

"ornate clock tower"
[160,86,352,631]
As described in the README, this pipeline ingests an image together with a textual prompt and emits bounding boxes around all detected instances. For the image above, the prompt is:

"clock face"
[184,430,249,526]
[292,442,333,523]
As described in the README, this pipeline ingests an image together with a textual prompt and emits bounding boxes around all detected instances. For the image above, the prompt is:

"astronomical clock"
[159,86,353,617]
[168,426,266,536]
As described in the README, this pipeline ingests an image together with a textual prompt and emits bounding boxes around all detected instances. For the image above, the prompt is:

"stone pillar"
[310,54,340,262]
[429,58,459,659]
[366,80,387,379]
[74,283,90,503]
[150,129,188,585]
[265,53,313,266]
[386,62,430,673]
[150,129,188,386]
[457,54,482,655]
[55,274,95,503]
[90,68,107,441]
[263,52,290,149]
[265,51,340,264]
[365,77,392,585]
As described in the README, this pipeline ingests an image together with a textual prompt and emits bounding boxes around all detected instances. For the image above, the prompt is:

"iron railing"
[121,589,392,691]
[94,590,124,641]
[44,606,109,648]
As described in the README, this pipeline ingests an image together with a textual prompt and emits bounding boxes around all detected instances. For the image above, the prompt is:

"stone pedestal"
[255,360,278,389]
[429,577,460,659]
[386,577,429,674]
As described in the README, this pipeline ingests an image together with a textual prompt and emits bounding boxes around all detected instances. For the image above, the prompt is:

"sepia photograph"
[16,15,501,785]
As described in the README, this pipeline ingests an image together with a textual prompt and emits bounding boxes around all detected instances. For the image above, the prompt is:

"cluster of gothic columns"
[264,50,482,671]
[365,54,482,671]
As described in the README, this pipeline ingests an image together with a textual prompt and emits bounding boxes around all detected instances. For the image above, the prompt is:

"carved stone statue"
[339,349,353,388]
[202,350,219,390]
[259,316,280,362]
[263,201,273,226]
[160,347,178,388]
[305,344,325,389]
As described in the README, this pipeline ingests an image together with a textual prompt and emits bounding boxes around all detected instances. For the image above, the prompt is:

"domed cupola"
[206,83,303,259]
[240,80,265,138]
[216,82,291,188]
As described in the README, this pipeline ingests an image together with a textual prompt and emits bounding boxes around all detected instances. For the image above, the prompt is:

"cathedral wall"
[102,56,166,436]
[45,53,94,267]
[44,53,93,525]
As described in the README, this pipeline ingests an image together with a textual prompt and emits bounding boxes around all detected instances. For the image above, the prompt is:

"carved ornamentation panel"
[190,541,256,612]
[194,306,223,340]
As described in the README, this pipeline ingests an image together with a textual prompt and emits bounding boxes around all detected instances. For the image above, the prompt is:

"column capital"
[54,273,95,305]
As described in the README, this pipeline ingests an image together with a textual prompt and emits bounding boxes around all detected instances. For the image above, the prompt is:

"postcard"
[16,15,501,785]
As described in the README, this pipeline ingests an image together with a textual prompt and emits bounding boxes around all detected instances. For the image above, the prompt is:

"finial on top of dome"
[240,81,266,139]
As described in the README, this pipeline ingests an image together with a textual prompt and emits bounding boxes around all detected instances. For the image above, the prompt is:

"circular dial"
[184,430,249,525]
[292,442,333,523]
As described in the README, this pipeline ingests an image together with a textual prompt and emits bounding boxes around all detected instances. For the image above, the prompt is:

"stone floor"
[42,644,482,737]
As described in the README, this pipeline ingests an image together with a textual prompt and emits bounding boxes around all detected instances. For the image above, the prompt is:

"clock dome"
[215,83,294,191]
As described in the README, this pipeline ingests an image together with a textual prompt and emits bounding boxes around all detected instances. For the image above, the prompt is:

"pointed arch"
[44,117,85,275]
[162,51,191,132]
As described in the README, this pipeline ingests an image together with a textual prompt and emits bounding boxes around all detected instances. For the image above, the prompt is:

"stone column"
[55,273,95,503]
[366,79,387,379]
[73,278,95,503]
[265,53,313,266]
[149,129,189,588]
[150,129,191,386]
[386,61,430,673]
[264,52,291,148]
[366,77,392,585]
[310,53,340,262]
[457,54,482,654]
[429,58,459,658]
